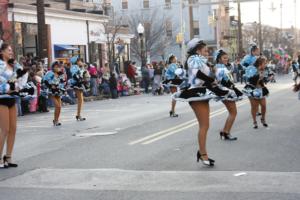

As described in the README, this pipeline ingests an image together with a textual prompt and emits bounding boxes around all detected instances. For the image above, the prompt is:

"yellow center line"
[128,119,197,145]
[141,107,235,145]
[129,100,247,146]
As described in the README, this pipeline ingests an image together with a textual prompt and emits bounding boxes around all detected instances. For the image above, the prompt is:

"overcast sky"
[230,0,299,28]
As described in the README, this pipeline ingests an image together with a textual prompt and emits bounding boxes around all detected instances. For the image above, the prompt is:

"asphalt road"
[0,75,299,200]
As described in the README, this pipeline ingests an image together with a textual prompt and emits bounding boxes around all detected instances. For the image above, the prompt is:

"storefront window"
[54,44,86,63]
[14,22,23,60]
[72,45,86,62]
[23,23,38,57]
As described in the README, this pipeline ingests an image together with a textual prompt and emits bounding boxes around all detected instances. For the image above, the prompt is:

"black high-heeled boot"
[3,156,18,168]
[0,158,7,169]
[220,132,238,141]
[197,151,215,165]
[76,116,86,121]
[261,118,268,127]
[53,120,61,126]
[253,121,258,129]
[169,111,178,118]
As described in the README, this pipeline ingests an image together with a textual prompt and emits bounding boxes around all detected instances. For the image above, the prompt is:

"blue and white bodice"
[243,65,269,98]
[215,63,234,84]
[165,63,178,80]
[241,55,257,68]
[245,65,259,84]
[187,55,211,89]
[43,71,65,90]
[0,59,26,99]
[70,64,85,84]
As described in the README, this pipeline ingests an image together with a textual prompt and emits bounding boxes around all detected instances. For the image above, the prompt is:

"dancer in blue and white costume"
[292,60,299,84]
[174,39,229,167]
[214,49,243,141]
[241,44,260,69]
[70,56,88,121]
[243,56,269,129]
[163,54,184,117]
[241,44,262,116]
[43,61,66,126]
[293,56,300,99]
[0,43,29,168]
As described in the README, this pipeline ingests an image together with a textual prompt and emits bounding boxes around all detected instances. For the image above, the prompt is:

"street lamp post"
[137,23,145,67]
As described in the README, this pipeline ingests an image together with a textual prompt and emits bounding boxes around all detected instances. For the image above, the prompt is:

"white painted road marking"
[73,132,118,137]
[0,168,299,193]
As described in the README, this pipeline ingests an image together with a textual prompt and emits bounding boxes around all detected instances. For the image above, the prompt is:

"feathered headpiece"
[249,43,258,54]
[215,49,227,63]
[187,38,206,54]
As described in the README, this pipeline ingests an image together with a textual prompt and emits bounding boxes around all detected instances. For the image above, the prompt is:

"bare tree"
[243,23,294,54]
[128,11,177,63]
[103,20,125,72]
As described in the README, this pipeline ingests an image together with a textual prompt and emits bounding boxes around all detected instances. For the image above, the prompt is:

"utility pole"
[179,0,185,63]
[294,0,298,57]
[280,0,283,37]
[258,0,263,51]
[37,0,48,59]
[66,0,71,10]
[237,0,243,57]
[188,0,194,40]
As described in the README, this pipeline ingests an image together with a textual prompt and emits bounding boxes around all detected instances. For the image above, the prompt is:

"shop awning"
[54,45,79,51]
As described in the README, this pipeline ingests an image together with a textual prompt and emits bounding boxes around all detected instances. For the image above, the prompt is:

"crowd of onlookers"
[16,56,138,116]
[16,53,295,117]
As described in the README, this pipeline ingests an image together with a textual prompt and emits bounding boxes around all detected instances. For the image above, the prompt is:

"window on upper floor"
[166,20,172,37]
[104,0,111,5]
[122,0,128,9]
[143,0,150,9]
[193,20,199,36]
[165,0,171,9]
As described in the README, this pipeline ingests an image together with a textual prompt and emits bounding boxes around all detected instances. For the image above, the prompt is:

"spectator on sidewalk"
[141,65,150,93]
[99,63,111,96]
[64,62,72,81]
[237,58,245,84]
[232,61,239,83]
[127,61,137,87]
[152,62,163,95]
[148,63,154,86]
[109,73,118,99]
[88,63,99,96]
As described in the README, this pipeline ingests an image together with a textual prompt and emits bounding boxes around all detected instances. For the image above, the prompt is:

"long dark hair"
[216,50,227,64]
[184,41,207,70]
[250,45,258,55]
[167,55,175,65]
[0,43,10,60]
[254,56,267,68]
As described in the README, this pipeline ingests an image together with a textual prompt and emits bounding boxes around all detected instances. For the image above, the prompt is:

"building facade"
[1,0,134,69]
[104,0,220,61]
